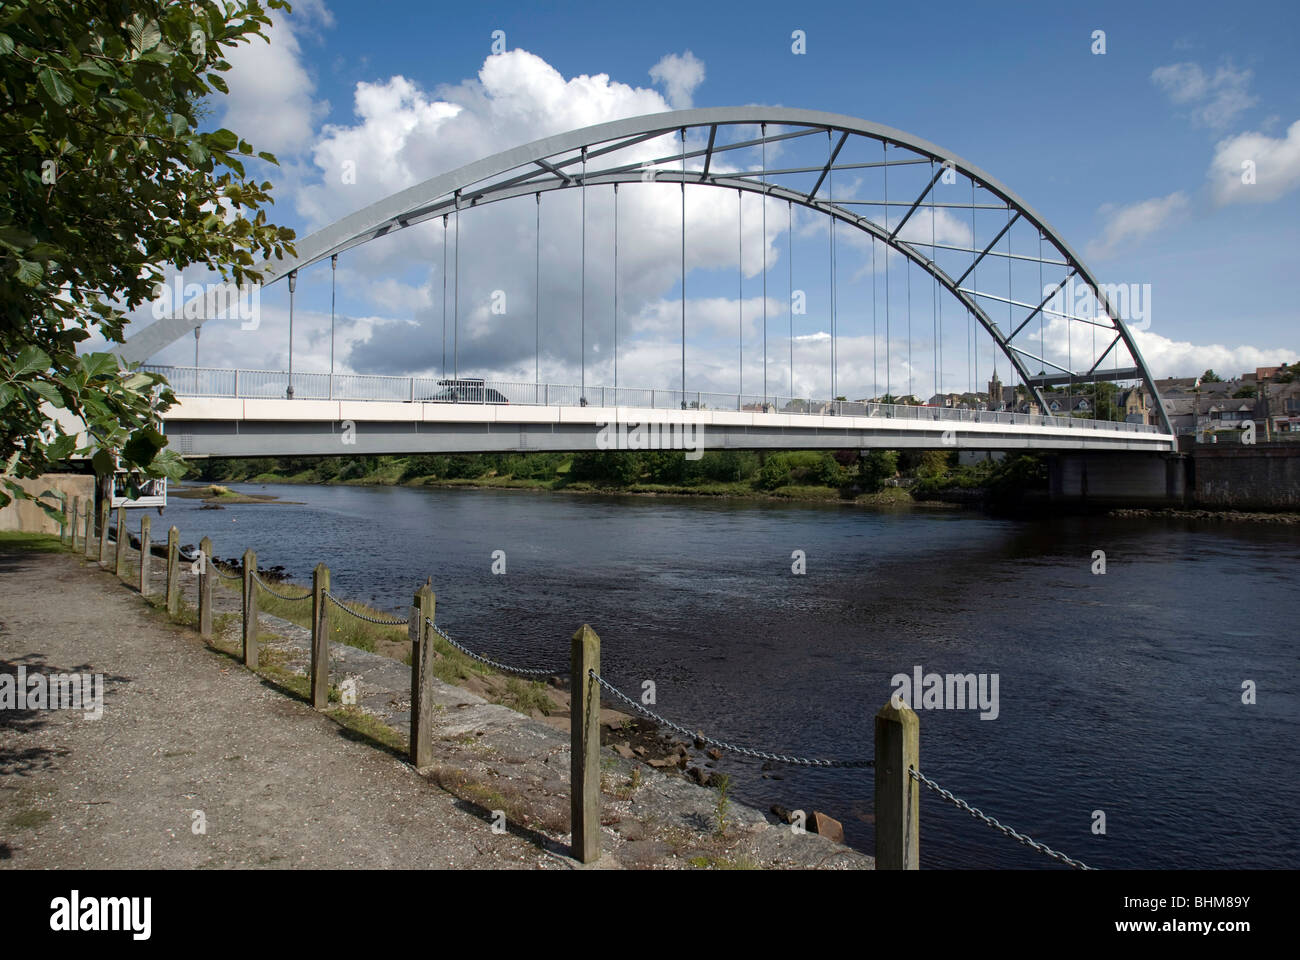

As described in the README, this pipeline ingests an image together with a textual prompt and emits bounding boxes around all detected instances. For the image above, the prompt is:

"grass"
[496,677,557,716]
[0,530,65,552]
[713,773,732,837]
[8,809,53,830]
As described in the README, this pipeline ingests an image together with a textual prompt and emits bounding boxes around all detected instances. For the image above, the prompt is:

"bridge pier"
[1047,452,1187,508]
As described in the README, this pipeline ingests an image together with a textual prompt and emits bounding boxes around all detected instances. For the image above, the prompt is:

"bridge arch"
[117,107,1171,433]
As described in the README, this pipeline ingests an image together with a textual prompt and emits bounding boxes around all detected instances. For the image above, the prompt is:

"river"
[157,482,1299,869]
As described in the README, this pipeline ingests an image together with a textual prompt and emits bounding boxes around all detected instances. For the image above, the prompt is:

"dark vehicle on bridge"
[419,378,511,404]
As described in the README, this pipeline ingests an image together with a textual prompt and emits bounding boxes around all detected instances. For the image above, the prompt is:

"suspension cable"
[762,124,768,404]
[931,160,938,403]
[580,146,587,401]
[535,193,540,387]
[680,128,686,404]
[738,189,743,397]
[883,140,890,401]
[788,199,793,399]
[453,192,460,381]
[613,183,618,391]
[829,130,837,400]
[442,214,448,380]
[329,254,337,400]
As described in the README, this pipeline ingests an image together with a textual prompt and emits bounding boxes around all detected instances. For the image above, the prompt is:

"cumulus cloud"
[1208,120,1300,205]
[648,51,705,109]
[1151,61,1258,129]
[1086,192,1189,260]
[220,2,330,155]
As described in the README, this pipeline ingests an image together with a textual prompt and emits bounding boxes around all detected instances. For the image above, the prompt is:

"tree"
[0,0,296,510]
[1200,369,1223,383]
[1233,384,1257,399]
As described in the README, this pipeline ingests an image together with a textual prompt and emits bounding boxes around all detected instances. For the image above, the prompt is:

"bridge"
[113,107,1177,459]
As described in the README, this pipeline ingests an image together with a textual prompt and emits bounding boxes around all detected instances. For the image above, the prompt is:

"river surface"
[158,482,1299,868]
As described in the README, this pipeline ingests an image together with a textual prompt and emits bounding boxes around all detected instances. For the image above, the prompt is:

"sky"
[122,0,1300,400]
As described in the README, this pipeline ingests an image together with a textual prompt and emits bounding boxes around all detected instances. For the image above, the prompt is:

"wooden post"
[114,505,127,579]
[165,526,179,615]
[98,499,110,564]
[60,496,69,543]
[84,508,93,557]
[570,623,601,864]
[408,580,436,766]
[874,698,920,870]
[241,548,258,668]
[70,498,80,551]
[198,535,213,641]
[310,562,331,709]
[139,515,151,596]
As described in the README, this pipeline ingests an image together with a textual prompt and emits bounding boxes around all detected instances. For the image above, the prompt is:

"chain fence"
[137,534,1095,869]
[324,591,407,626]
[251,572,313,602]
[591,670,873,768]
[909,767,1093,870]
[426,618,558,677]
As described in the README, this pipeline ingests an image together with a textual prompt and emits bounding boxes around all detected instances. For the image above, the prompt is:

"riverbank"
[0,532,867,869]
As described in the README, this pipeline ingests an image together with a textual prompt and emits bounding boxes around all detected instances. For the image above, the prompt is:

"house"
[1117,386,1157,425]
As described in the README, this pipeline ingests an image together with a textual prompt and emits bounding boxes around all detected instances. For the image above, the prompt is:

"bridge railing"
[144,364,1162,435]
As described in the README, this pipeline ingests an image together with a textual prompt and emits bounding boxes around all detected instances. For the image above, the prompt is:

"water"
[159,483,1300,868]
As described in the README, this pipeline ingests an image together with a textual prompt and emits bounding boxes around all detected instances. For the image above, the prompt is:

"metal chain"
[425,618,557,677]
[909,768,1093,870]
[251,572,312,602]
[324,591,407,626]
[590,671,873,768]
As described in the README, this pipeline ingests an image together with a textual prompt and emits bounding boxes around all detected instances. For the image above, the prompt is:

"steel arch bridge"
[117,106,1172,436]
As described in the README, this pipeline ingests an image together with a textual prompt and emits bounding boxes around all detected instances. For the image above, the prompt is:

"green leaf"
[38,67,74,105]
[14,260,44,285]
[92,448,117,477]
[47,434,77,461]
[207,128,238,151]
[0,34,14,57]
[80,352,120,380]
[0,225,37,251]
[123,427,166,467]
[27,380,64,407]
[11,346,51,377]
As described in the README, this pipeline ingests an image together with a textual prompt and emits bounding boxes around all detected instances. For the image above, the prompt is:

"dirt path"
[0,545,561,869]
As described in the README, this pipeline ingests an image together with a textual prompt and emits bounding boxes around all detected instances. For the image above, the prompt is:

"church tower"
[987,372,1003,410]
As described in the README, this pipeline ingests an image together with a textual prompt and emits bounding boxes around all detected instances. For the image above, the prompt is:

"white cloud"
[1208,120,1300,205]
[220,3,329,155]
[1086,192,1189,260]
[1130,328,1298,379]
[1151,62,1257,129]
[648,50,705,109]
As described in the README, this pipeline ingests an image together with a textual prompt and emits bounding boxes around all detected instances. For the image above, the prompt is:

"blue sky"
[134,0,1300,397]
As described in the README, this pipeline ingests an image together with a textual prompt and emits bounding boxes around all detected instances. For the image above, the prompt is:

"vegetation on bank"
[186,449,1049,505]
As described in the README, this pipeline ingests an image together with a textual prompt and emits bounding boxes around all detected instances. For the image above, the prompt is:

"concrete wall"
[1049,442,1300,510]
[1189,442,1300,510]
[0,474,95,534]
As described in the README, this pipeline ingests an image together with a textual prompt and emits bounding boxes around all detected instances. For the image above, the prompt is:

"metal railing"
[145,364,1162,435]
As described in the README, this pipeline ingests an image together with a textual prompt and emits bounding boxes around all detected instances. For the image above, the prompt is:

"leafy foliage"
[0,0,296,509]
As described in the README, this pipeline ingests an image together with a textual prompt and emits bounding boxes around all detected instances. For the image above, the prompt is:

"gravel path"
[0,544,561,869]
